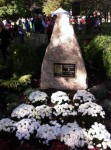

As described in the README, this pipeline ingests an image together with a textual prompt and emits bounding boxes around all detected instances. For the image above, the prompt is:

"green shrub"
[7,43,41,78]
[84,35,111,78]
[0,74,31,91]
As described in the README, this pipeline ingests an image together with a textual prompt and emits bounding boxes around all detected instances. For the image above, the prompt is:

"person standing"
[46,15,57,43]
[13,22,18,38]
[34,14,48,46]
[5,19,11,31]
[18,19,24,44]
[25,19,30,38]
[95,16,101,35]
[0,20,12,62]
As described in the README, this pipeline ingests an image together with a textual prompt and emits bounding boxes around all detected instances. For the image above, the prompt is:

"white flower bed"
[51,91,70,105]
[0,118,15,132]
[15,118,40,140]
[60,122,86,149]
[37,122,61,144]
[73,90,96,106]
[53,103,77,118]
[78,102,105,118]
[11,104,35,119]
[83,122,111,150]
[0,90,111,150]
[28,90,48,104]
[33,105,52,120]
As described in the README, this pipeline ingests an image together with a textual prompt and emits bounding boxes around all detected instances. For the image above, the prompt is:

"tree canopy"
[0,0,44,18]
[0,0,111,20]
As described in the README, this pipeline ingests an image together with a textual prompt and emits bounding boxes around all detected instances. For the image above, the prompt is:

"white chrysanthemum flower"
[0,118,16,132]
[11,104,35,119]
[84,122,111,149]
[49,120,61,127]
[15,118,40,140]
[51,91,70,105]
[37,123,61,144]
[78,102,105,118]
[28,90,48,104]
[73,90,96,104]
[33,105,52,120]
[60,122,86,149]
[53,103,77,118]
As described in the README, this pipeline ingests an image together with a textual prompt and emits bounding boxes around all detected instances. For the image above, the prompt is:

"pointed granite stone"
[40,14,87,90]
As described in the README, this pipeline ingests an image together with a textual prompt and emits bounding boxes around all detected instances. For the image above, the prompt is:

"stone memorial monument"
[40,14,87,90]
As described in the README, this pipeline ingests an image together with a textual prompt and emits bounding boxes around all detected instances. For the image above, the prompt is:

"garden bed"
[0,88,111,150]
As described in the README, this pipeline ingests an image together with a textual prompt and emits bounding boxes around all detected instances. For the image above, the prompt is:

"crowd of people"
[70,14,101,34]
[0,12,101,63]
[0,14,57,63]
[1,14,58,42]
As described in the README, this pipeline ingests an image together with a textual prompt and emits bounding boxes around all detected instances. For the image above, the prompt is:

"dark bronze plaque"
[54,63,76,77]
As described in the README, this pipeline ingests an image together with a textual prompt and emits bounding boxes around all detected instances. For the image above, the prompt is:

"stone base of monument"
[40,63,87,90]
[40,14,87,90]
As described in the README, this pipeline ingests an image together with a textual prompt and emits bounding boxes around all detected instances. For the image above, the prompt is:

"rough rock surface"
[40,14,87,90]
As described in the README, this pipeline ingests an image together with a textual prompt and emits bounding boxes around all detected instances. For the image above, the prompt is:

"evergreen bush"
[84,35,111,78]
[0,74,31,91]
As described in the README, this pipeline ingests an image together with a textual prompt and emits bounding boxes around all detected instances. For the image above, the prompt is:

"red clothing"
[80,19,86,24]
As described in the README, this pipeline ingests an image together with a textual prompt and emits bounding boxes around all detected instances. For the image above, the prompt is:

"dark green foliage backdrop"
[84,35,111,78]
[7,43,41,78]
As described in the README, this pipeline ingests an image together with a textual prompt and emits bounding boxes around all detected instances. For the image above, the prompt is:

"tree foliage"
[0,0,44,18]
[80,0,111,17]
[0,0,18,18]
[0,0,4,6]
[61,0,72,11]
[43,0,61,16]
[80,0,101,15]
[0,0,111,20]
